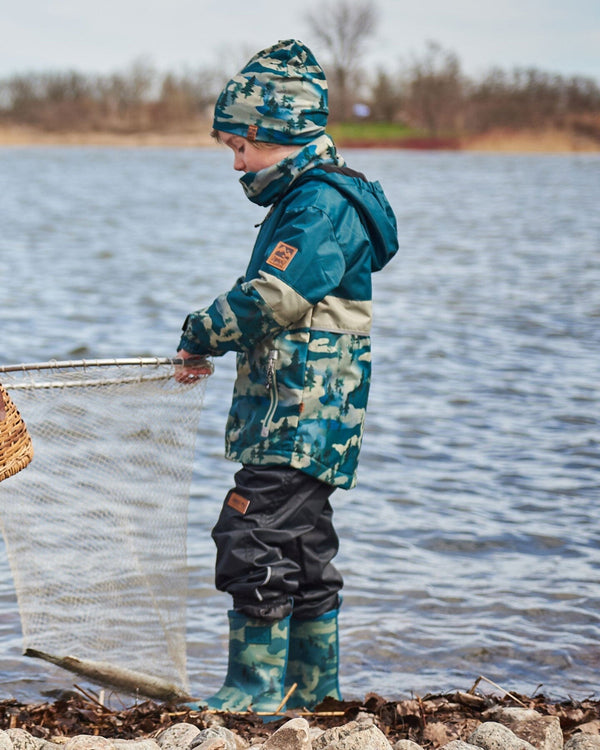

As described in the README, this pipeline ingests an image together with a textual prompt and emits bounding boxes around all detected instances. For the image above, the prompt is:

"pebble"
[188,726,242,750]
[6,729,44,750]
[189,740,225,750]
[512,715,563,750]
[64,737,117,750]
[483,707,563,750]
[3,712,600,750]
[156,724,201,750]
[468,721,537,750]
[261,718,311,750]
[565,737,600,750]
[483,707,542,723]
[576,723,600,736]
[312,720,393,750]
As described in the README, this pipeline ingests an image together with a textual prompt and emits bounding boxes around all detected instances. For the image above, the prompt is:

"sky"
[1,0,599,82]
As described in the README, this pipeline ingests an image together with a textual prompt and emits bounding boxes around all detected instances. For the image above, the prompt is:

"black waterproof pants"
[212,465,343,621]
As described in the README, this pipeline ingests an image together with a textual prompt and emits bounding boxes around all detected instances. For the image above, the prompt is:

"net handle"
[0,356,211,374]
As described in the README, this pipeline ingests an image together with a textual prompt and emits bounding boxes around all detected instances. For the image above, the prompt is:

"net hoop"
[0,357,213,391]
[0,356,212,374]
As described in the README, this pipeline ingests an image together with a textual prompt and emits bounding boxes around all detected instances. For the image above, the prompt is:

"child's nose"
[233,153,245,171]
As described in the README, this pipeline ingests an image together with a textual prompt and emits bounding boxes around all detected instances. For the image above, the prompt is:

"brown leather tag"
[266,241,298,271]
[227,491,250,514]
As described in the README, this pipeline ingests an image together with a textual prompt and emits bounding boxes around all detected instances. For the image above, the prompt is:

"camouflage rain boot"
[284,608,341,710]
[203,610,290,717]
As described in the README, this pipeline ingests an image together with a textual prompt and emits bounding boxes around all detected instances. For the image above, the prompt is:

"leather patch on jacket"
[266,241,298,271]
[227,491,250,514]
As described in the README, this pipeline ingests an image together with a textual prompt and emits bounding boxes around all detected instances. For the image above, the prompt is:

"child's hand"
[174,349,213,382]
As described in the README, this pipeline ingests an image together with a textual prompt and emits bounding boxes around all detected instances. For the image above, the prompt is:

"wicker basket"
[0,383,34,481]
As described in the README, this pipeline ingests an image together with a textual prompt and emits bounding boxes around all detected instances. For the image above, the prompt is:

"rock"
[5,729,38,750]
[313,720,393,750]
[156,724,201,750]
[483,707,563,750]
[189,726,242,750]
[576,723,600,736]
[393,740,424,749]
[511,716,562,750]
[7,731,61,750]
[114,742,161,750]
[484,707,542,724]
[309,728,325,744]
[189,741,225,750]
[63,737,116,750]
[200,715,226,729]
[354,712,376,725]
[565,736,600,750]
[469,721,537,750]
[439,743,483,750]
[261,719,311,750]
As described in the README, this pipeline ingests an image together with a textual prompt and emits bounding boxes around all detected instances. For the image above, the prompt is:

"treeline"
[0,59,223,133]
[1,45,599,138]
[373,43,600,138]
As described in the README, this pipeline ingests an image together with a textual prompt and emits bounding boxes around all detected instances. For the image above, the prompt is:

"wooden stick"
[469,675,527,707]
[73,683,112,711]
[274,682,298,714]
[201,707,346,717]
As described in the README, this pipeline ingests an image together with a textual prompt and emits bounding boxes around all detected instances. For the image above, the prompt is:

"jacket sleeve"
[179,203,347,356]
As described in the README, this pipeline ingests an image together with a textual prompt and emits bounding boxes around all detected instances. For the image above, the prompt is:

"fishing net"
[0,358,210,697]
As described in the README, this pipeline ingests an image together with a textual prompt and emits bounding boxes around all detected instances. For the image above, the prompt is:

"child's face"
[218,132,296,173]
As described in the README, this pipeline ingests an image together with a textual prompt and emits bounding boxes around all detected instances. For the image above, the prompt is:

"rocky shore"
[1,692,599,750]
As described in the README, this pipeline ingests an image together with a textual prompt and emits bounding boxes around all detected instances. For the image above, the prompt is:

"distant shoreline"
[1,124,599,153]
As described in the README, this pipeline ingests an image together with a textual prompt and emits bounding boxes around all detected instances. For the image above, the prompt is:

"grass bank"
[329,121,461,149]
[329,122,600,152]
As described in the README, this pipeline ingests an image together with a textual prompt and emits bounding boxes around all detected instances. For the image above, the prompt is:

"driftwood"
[24,650,192,703]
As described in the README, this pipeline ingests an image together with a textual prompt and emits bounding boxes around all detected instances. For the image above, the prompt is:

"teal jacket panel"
[180,166,398,488]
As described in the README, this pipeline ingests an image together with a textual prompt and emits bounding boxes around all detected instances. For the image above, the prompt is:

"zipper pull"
[265,349,279,390]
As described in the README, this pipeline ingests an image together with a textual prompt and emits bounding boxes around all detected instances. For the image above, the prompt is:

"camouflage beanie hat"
[212,39,328,145]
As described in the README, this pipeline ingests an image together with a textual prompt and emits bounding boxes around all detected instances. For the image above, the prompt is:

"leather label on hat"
[247,124,258,141]
[227,491,250,514]
[266,241,298,271]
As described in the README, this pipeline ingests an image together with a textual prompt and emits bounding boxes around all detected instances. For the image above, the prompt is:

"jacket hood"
[296,166,399,272]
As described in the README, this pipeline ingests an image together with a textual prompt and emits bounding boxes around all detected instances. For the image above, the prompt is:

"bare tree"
[403,41,464,136]
[305,0,378,121]
[369,69,403,121]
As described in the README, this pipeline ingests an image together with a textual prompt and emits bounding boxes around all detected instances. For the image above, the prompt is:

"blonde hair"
[211,129,280,150]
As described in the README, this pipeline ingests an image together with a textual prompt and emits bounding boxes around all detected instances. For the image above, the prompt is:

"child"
[176,39,398,714]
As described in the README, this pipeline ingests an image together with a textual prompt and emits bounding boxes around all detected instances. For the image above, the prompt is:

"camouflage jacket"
[180,161,398,489]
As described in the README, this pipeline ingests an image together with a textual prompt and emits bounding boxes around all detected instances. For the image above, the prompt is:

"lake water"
[1,146,599,703]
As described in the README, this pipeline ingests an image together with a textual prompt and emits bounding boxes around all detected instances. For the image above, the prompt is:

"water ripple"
[1,148,599,701]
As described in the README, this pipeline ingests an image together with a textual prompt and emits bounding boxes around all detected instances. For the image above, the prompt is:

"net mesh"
[0,359,209,694]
